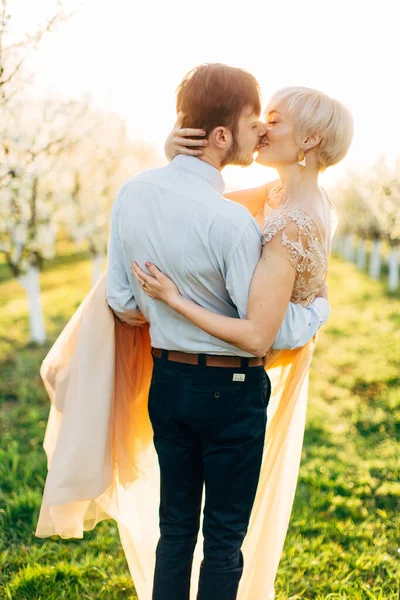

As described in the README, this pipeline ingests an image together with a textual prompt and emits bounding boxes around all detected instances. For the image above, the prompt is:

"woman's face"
[255,100,301,168]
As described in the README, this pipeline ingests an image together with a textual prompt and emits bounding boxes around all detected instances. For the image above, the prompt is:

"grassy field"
[0,249,399,599]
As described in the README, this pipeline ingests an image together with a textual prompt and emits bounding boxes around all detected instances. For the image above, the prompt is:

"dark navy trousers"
[149,354,271,600]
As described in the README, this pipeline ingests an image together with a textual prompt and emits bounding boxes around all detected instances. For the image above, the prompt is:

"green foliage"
[0,250,399,599]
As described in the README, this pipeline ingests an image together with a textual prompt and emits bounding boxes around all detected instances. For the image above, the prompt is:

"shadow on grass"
[351,376,400,400]
[0,250,90,285]
[303,421,337,450]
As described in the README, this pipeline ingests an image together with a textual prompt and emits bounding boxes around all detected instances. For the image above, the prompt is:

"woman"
[35,87,353,600]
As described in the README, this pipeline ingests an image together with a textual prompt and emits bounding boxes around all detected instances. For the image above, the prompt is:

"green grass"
[0,250,399,599]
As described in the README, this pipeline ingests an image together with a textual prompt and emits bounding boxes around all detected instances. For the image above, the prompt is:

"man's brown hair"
[176,63,261,137]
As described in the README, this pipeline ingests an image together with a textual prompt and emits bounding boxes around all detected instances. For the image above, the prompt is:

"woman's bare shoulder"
[224,179,282,216]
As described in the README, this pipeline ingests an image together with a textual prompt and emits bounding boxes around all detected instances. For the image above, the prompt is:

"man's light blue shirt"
[106,155,330,356]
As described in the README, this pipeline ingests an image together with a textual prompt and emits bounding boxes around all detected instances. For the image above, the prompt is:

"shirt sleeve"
[225,219,262,319]
[106,183,139,323]
[271,297,330,350]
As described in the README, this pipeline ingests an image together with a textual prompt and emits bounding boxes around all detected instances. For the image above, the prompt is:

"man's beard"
[221,131,255,168]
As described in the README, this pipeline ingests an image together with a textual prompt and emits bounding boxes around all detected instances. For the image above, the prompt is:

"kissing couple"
[35,63,353,600]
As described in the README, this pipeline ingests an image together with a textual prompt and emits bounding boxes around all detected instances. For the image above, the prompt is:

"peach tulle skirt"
[35,274,315,600]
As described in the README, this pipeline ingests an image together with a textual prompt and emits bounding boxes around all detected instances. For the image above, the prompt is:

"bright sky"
[8,0,400,189]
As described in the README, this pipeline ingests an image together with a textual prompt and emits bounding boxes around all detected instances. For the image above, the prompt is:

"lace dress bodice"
[262,208,330,307]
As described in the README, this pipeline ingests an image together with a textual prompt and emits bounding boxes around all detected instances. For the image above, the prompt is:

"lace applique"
[262,208,329,307]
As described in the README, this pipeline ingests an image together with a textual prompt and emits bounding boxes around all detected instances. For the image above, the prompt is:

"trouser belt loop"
[198,354,207,368]
[161,349,168,363]
[241,357,249,369]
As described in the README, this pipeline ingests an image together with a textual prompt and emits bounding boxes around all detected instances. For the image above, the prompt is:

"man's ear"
[211,126,232,150]
[303,134,321,152]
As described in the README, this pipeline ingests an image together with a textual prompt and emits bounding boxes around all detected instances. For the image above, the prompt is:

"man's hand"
[316,283,328,301]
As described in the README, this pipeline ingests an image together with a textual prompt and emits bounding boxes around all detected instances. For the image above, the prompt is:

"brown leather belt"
[151,348,263,368]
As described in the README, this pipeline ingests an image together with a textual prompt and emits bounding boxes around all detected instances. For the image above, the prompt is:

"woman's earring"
[298,148,306,167]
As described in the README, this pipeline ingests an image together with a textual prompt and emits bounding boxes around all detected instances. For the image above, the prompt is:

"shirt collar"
[172,155,225,195]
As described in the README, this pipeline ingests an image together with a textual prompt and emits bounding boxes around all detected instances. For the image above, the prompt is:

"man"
[106,63,329,600]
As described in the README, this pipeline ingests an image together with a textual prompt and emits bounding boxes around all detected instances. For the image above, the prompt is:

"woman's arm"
[224,185,268,216]
[132,231,296,357]
[224,180,279,216]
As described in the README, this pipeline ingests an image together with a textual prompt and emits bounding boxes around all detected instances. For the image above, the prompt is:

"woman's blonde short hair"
[268,86,354,170]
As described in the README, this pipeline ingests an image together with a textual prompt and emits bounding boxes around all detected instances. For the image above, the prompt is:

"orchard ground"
[0,247,399,600]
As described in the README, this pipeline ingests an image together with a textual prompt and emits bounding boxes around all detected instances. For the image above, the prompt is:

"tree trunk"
[369,239,381,280]
[344,233,355,262]
[356,239,367,271]
[388,247,399,291]
[332,235,340,253]
[336,236,346,258]
[91,254,105,287]
[18,265,46,344]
